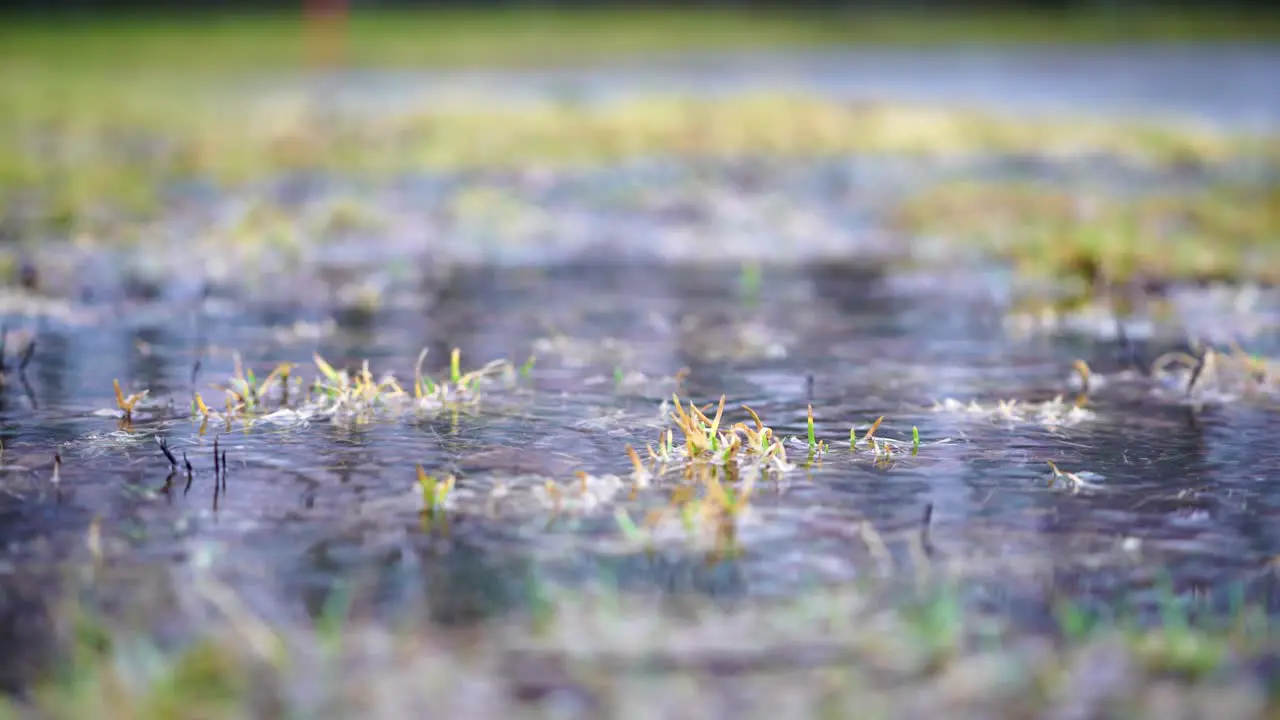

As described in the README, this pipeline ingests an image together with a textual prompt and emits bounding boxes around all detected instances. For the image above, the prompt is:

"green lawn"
[2,5,1278,269]
[3,6,1279,76]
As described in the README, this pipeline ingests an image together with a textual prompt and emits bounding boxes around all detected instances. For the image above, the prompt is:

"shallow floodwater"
[3,247,1280,638]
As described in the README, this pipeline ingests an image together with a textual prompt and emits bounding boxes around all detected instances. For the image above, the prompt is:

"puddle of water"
[3,254,1279,622]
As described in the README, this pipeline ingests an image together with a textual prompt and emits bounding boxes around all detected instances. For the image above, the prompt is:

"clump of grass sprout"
[647,395,791,472]
[112,379,149,422]
[612,395,934,556]
[416,464,456,514]
[1150,342,1278,403]
[1063,343,1279,407]
[181,347,527,432]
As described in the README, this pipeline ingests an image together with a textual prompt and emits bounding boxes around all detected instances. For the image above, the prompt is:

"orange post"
[305,0,349,69]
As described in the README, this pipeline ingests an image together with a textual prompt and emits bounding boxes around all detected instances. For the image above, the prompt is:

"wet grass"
[5,88,1274,238]
[95,351,941,552]
[68,335,1280,568]
[895,180,1280,289]
[171,348,527,432]
[5,6,1280,76]
[9,564,1279,719]
[1073,343,1280,407]
[4,5,1279,238]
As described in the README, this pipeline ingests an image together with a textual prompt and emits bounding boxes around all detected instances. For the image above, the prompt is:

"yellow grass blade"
[625,444,645,475]
[863,416,885,443]
[707,394,726,436]
[313,353,342,384]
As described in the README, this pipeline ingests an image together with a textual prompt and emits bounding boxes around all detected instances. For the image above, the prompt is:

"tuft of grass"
[111,379,148,421]
[1148,343,1279,403]
[654,394,790,472]
[416,464,456,515]
[625,396,939,552]
[847,416,901,465]
[108,347,528,436]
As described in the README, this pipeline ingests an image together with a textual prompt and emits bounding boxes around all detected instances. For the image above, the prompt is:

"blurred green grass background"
[3,4,1278,240]
[4,5,1280,76]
